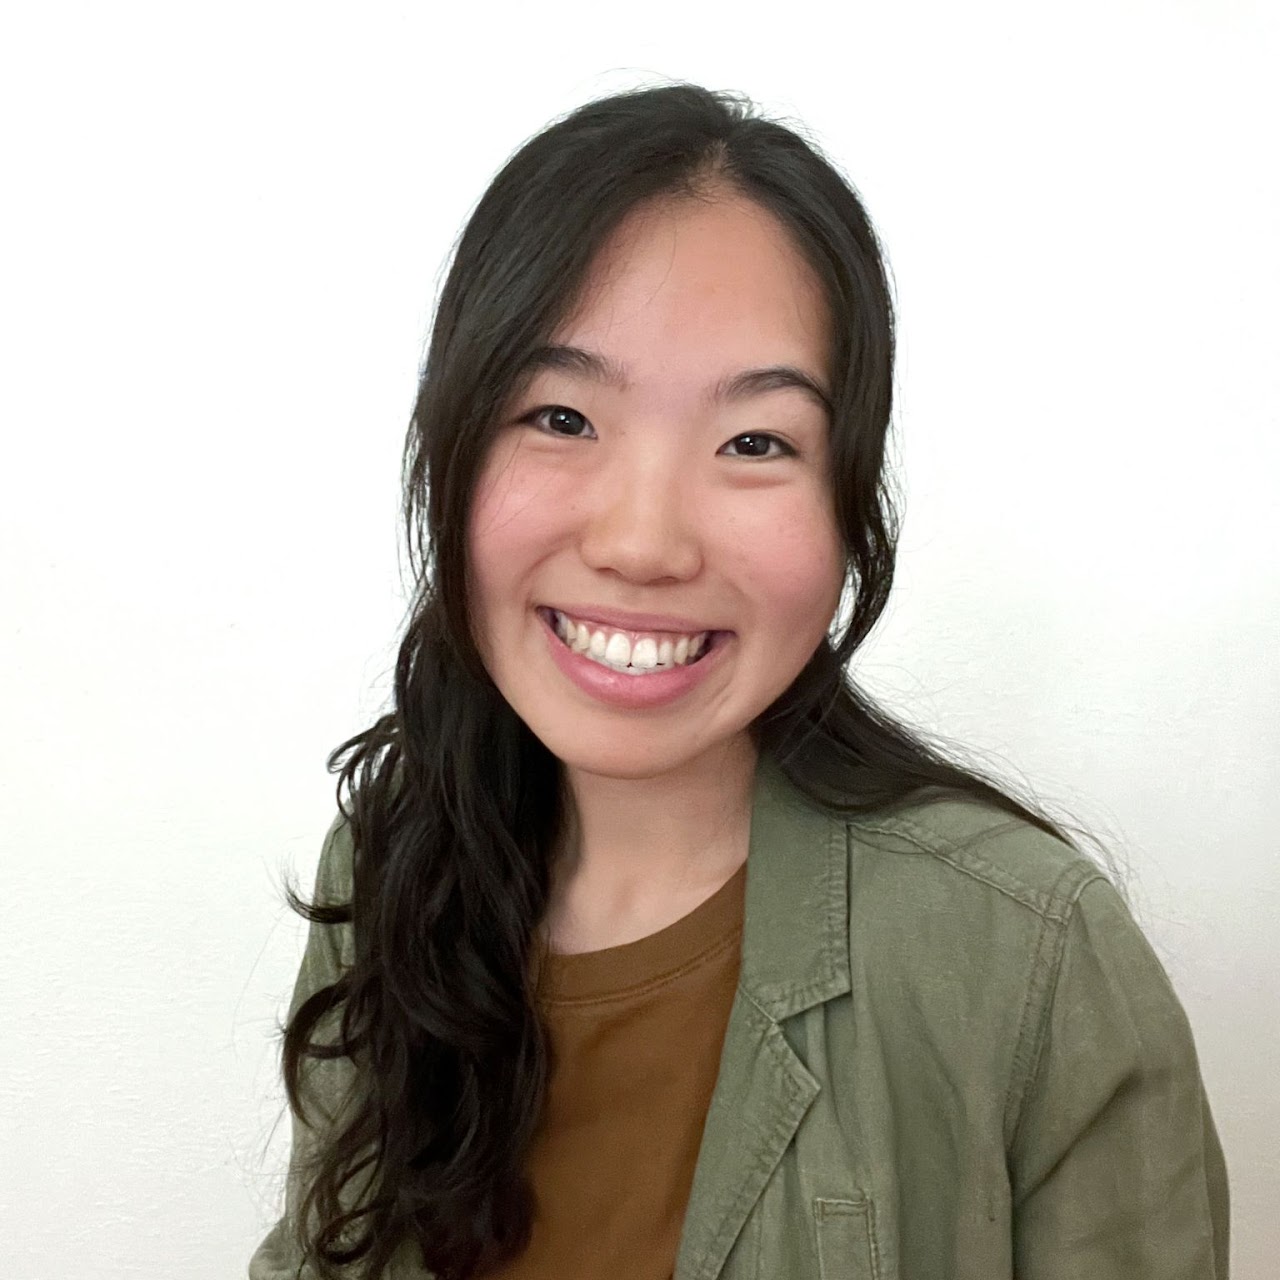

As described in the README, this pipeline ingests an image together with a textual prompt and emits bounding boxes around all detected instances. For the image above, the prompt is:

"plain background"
[2,1,1276,1276]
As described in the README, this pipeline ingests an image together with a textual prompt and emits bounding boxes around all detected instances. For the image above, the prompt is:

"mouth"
[536,606,730,675]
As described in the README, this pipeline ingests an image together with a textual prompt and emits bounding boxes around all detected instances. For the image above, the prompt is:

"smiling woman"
[250,83,1228,1280]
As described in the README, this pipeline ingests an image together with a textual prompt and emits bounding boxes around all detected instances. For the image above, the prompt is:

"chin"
[534,719,752,783]
[548,742,698,782]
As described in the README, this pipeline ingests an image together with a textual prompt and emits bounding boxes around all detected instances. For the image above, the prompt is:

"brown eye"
[720,433,794,459]
[522,405,596,439]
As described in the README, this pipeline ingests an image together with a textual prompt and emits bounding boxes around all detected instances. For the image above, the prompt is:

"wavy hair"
[281,81,1095,1279]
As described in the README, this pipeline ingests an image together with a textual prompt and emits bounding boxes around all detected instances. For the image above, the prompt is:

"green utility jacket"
[251,756,1229,1278]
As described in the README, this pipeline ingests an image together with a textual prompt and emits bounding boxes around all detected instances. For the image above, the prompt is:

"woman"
[250,83,1229,1279]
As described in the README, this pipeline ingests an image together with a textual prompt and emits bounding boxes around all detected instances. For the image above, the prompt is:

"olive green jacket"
[251,757,1229,1278]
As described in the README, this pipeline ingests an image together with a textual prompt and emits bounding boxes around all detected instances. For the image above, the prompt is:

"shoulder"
[837,791,1192,1046]
[845,793,1106,924]
[313,807,356,903]
[837,795,1145,1070]
[838,792,1162,1023]
[834,794,1195,1146]
[292,808,357,985]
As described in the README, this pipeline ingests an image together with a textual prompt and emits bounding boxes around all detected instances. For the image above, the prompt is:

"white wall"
[2,1,1275,1275]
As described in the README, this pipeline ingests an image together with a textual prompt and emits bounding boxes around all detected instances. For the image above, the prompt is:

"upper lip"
[545,604,729,634]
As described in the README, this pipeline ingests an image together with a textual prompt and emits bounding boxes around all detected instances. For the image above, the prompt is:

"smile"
[535,607,732,710]
[543,607,719,674]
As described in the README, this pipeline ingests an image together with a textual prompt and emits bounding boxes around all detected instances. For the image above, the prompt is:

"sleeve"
[249,811,358,1280]
[1008,875,1229,1279]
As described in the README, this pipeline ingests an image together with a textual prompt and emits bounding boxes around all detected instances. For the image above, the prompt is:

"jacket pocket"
[814,1194,881,1280]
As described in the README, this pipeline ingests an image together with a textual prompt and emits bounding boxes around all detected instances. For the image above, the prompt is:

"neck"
[550,733,759,912]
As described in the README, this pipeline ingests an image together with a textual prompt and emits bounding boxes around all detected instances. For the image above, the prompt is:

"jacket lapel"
[673,754,852,1280]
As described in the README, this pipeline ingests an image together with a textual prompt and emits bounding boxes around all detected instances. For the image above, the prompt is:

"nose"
[577,447,703,584]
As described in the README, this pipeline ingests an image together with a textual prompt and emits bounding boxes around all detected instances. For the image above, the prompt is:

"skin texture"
[467,191,846,949]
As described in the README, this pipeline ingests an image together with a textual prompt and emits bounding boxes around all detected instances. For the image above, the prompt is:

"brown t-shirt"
[487,862,748,1279]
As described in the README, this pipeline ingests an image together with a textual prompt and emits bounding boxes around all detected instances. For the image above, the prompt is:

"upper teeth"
[551,609,711,672]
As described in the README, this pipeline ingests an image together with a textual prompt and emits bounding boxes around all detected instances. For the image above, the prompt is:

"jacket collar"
[738,751,852,1018]
[672,752,853,1280]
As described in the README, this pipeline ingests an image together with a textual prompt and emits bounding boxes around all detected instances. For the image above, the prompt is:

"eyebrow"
[517,344,833,415]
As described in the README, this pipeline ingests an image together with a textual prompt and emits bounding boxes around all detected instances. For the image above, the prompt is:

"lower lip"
[537,609,732,710]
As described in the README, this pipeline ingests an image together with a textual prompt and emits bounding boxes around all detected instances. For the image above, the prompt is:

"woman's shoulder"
[295,808,358,978]
[307,807,356,908]
[844,791,1107,925]
[833,793,1198,1110]
[832,790,1145,1014]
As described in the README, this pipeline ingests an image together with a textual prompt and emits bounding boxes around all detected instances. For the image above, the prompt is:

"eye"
[719,433,796,460]
[519,405,596,440]
[515,410,794,459]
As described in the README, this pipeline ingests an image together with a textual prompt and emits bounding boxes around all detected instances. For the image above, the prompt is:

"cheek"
[467,453,526,657]
[723,493,845,641]
[468,443,573,621]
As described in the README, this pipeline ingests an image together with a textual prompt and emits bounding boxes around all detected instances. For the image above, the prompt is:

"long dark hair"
[281,81,1097,1279]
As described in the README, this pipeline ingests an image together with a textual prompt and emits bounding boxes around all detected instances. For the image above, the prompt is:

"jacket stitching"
[1002,862,1105,1155]
[821,811,848,981]
[745,813,849,1012]
[700,994,812,1280]
[865,1194,882,1280]
[854,814,1088,923]
[813,1195,881,1280]
[737,978,780,1029]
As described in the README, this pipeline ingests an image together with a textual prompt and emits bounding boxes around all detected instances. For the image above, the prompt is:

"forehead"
[551,193,831,388]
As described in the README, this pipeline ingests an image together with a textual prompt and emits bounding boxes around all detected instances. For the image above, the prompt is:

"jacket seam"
[1002,863,1106,1153]
[737,978,776,1025]
[854,815,1082,923]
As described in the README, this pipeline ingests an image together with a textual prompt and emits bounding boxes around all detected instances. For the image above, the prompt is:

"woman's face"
[467,192,845,782]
